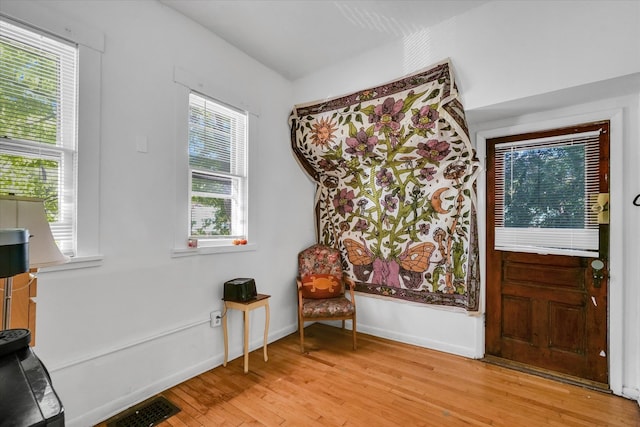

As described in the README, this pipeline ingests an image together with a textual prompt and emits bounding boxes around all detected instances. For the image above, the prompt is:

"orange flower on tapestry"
[310,117,338,148]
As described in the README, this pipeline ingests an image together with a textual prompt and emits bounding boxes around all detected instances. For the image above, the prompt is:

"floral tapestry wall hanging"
[289,59,480,311]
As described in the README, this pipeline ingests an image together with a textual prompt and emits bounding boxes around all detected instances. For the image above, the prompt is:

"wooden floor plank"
[96,324,640,426]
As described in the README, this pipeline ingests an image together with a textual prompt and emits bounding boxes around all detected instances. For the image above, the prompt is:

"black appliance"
[0,329,64,426]
[223,278,257,302]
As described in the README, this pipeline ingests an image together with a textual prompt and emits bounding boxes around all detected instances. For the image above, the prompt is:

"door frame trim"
[475,107,624,395]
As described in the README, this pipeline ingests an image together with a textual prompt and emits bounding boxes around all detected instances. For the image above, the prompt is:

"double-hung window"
[0,17,78,255]
[188,92,248,243]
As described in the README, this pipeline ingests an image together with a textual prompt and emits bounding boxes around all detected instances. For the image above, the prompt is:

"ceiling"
[159,0,489,81]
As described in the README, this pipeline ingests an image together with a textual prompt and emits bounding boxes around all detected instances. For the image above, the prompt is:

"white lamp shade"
[0,196,69,268]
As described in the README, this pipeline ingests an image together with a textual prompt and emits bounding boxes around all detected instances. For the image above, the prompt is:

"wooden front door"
[485,121,610,385]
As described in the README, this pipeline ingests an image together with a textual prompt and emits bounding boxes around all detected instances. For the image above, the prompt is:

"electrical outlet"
[210,311,222,328]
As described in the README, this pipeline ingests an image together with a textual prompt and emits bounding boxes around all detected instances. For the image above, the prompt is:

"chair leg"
[352,318,357,350]
[299,317,305,353]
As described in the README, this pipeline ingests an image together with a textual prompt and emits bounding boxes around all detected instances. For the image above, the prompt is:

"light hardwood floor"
[99,323,640,426]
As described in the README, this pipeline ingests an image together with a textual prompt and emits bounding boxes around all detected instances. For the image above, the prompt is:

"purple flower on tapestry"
[369,97,405,132]
[381,194,398,212]
[418,166,437,181]
[354,219,368,232]
[345,128,378,157]
[333,188,355,216]
[417,139,450,163]
[411,105,439,133]
[375,167,394,188]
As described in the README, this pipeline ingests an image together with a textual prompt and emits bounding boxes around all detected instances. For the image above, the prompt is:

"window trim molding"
[75,44,101,259]
[1,2,104,267]
[173,67,259,254]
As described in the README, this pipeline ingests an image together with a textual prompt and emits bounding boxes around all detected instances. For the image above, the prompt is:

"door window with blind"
[493,126,604,257]
[0,17,77,255]
[188,92,248,242]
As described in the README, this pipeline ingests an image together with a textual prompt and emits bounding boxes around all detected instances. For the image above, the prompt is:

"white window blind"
[188,92,248,240]
[0,17,78,255]
[494,130,601,257]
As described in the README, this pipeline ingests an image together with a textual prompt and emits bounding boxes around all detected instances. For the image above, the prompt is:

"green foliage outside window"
[190,196,232,236]
[0,38,59,143]
[0,36,60,221]
[504,146,586,229]
[0,154,59,221]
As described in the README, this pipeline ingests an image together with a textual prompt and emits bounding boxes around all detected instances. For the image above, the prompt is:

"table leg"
[263,303,269,362]
[223,306,228,367]
[243,309,249,374]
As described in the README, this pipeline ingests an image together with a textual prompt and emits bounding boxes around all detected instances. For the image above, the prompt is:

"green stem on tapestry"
[369,170,384,255]
[444,181,465,291]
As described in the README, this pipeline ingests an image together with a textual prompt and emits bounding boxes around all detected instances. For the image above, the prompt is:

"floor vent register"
[106,396,180,427]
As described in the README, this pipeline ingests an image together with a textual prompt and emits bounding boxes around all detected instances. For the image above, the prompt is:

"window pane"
[192,173,232,196]
[503,145,586,228]
[0,152,60,220]
[0,36,60,143]
[189,107,232,173]
[188,93,246,177]
[190,173,240,237]
[190,196,232,237]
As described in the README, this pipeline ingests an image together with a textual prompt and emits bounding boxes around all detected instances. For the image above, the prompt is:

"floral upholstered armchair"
[296,244,357,352]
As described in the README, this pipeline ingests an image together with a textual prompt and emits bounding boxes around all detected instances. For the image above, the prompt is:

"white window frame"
[1,3,104,269]
[172,67,258,255]
[0,17,78,256]
[188,92,248,242]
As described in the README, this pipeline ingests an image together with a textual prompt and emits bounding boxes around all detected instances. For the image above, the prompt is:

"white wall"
[1,1,315,426]
[293,0,640,400]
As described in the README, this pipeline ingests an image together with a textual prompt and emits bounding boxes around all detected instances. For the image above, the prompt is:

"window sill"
[38,255,104,272]
[171,243,258,258]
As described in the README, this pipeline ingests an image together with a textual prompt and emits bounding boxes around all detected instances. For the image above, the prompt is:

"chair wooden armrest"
[343,276,356,302]
[296,278,303,307]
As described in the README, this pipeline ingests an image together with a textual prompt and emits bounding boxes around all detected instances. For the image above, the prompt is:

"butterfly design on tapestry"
[344,238,435,289]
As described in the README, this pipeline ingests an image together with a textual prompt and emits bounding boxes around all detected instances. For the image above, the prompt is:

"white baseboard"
[68,355,221,427]
[67,324,297,427]
[357,323,477,359]
[621,385,640,402]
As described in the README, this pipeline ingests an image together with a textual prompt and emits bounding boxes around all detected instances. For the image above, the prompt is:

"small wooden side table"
[223,294,270,373]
